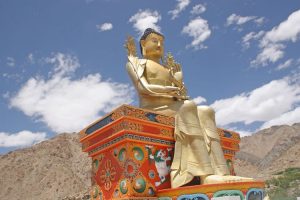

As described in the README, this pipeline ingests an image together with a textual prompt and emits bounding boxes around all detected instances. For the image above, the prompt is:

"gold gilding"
[125,29,253,188]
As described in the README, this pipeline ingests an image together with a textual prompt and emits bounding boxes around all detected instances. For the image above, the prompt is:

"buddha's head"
[140,28,164,62]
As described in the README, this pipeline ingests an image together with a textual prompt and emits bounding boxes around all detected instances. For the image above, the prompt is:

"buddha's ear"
[140,39,145,47]
[140,40,146,56]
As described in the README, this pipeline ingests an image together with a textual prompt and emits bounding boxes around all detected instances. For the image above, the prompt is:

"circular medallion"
[119,179,128,194]
[133,177,146,193]
[118,148,126,162]
[148,170,155,179]
[132,147,144,161]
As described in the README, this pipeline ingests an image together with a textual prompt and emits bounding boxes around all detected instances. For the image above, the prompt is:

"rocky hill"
[234,123,300,180]
[0,123,299,200]
[0,133,91,200]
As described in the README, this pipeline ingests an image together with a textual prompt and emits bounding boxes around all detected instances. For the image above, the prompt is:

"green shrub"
[267,168,300,199]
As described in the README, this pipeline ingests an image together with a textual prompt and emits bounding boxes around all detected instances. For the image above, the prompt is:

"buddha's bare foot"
[202,175,254,184]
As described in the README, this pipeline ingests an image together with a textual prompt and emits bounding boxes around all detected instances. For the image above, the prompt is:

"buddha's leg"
[197,106,230,175]
[197,106,254,184]
[171,101,213,188]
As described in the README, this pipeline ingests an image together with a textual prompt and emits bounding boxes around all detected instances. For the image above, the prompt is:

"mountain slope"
[0,133,91,200]
[234,123,300,180]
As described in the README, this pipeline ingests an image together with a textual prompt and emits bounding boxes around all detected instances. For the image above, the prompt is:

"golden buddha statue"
[125,28,253,188]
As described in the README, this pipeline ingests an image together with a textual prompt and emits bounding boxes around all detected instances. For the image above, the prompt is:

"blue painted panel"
[85,114,113,134]
[145,112,158,122]
[213,189,244,199]
[246,188,264,200]
[177,193,209,200]
[223,130,232,138]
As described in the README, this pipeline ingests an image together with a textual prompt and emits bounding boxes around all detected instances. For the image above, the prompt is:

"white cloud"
[252,9,300,66]
[0,131,47,147]
[225,127,253,137]
[190,4,206,15]
[193,96,207,105]
[276,59,293,71]
[168,0,190,20]
[226,14,265,31]
[251,43,285,67]
[261,107,300,129]
[254,17,266,26]
[44,53,79,77]
[262,10,300,44]
[10,53,134,133]
[211,74,300,129]
[242,31,265,49]
[226,14,256,26]
[129,9,162,36]
[96,23,113,32]
[6,57,15,67]
[182,17,211,50]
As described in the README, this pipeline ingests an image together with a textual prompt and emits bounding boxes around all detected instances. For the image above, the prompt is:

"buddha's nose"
[158,41,161,47]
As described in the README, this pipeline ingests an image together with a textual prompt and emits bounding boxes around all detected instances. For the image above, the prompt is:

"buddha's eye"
[151,39,164,46]
[151,38,158,43]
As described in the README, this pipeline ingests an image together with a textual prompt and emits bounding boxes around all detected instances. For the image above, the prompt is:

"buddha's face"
[141,33,164,61]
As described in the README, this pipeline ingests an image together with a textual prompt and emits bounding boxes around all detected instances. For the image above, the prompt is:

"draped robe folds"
[126,56,230,188]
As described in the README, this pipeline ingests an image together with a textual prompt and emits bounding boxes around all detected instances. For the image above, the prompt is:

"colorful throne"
[79,105,265,200]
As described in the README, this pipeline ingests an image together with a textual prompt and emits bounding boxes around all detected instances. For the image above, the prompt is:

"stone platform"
[79,105,265,200]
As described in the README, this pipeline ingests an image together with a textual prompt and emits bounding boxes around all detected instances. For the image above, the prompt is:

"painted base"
[90,181,265,200]
[157,181,265,200]
[81,105,266,200]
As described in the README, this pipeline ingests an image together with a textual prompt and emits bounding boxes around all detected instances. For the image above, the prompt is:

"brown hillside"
[0,133,91,200]
[234,123,300,180]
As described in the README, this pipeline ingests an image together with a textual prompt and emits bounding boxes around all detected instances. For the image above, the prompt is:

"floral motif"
[160,128,173,137]
[127,107,149,120]
[111,107,126,120]
[112,121,126,132]
[127,122,143,132]
[100,159,116,190]
[124,159,138,180]
[155,115,174,126]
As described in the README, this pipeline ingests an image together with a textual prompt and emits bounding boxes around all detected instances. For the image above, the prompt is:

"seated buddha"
[125,28,253,188]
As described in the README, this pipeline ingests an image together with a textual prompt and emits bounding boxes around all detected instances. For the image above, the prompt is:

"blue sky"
[0,0,300,154]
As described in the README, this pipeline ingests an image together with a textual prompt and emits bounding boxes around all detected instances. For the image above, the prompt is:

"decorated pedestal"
[79,105,265,200]
[157,182,266,200]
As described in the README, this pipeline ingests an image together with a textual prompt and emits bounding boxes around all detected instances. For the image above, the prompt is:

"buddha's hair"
[139,28,164,55]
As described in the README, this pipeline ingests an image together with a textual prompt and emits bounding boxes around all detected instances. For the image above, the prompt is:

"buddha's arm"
[126,60,180,98]
[139,76,180,94]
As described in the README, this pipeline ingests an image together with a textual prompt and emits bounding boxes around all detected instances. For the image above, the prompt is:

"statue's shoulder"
[127,55,147,65]
[127,56,147,78]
